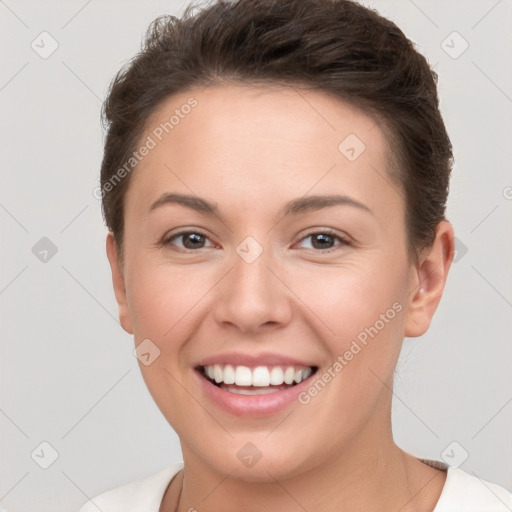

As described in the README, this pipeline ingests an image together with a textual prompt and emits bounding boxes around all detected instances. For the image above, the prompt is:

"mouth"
[196,364,319,395]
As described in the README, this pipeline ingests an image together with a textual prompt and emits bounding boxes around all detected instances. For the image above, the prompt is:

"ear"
[404,220,455,337]
[106,232,133,334]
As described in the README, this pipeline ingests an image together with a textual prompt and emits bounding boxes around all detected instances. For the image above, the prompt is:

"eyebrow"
[149,192,373,217]
[281,194,373,216]
[150,193,219,215]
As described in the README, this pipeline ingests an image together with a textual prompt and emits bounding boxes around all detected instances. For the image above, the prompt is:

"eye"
[296,230,351,252]
[164,231,215,251]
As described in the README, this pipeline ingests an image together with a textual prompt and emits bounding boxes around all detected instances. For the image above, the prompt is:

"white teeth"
[252,366,270,386]
[294,367,312,383]
[269,366,284,385]
[202,364,314,387]
[284,367,295,385]
[223,364,235,384]
[214,364,223,383]
[220,385,284,395]
[234,366,252,386]
[302,367,312,380]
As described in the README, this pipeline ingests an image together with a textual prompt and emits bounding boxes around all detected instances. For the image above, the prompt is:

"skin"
[106,84,455,512]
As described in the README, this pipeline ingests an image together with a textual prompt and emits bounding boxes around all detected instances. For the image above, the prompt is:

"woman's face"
[107,84,444,480]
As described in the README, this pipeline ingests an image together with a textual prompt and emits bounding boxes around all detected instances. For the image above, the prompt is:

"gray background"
[1,0,511,510]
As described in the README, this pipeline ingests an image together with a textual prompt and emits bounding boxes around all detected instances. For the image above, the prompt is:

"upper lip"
[195,352,317,368]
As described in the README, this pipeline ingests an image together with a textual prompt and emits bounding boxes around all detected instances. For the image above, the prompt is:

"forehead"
[144,83,388,154]
[126,84,402,218]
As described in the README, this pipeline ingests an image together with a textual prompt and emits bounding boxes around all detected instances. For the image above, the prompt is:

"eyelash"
[297,229,352,253]
[161,229,352,254]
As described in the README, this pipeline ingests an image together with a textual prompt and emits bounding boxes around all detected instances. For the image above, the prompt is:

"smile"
[201,364,315,392]
[195,363,319,416]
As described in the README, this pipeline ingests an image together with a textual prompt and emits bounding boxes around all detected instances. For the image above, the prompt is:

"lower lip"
[195,370,315,417]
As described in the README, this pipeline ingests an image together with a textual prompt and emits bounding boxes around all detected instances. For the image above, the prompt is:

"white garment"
[79,459,512,512]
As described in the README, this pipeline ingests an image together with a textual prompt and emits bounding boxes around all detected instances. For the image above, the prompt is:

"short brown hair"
[100,0,453,262]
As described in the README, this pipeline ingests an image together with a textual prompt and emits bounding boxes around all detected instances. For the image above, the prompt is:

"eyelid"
[161,229,216,250]
[160,227,352,253]
[294,228,352,251]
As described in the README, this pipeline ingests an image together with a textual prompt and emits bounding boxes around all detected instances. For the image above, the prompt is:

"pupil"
[313,233,333,249]
[184,233,204,249]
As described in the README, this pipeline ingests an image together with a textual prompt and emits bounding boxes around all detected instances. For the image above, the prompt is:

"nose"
[212,245,293,334]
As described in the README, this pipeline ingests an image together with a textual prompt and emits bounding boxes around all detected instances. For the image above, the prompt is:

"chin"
[194,439,317,483]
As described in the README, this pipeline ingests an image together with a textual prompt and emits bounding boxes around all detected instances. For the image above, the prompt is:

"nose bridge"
[233,240,272,293]
[213,235,292,331]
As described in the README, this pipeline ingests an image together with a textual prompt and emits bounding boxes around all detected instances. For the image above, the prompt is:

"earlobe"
[404,221,455,338]
[105,233,134,334]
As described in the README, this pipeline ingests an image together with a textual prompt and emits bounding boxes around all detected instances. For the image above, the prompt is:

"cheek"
[288,259,408,403]
[127,258,222,387]
[124,260,208,429]
[291,265,406,438]
[290,258,406,337]
[125,257,208,340]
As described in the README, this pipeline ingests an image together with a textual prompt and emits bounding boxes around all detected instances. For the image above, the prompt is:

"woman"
[80,0,512,510]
